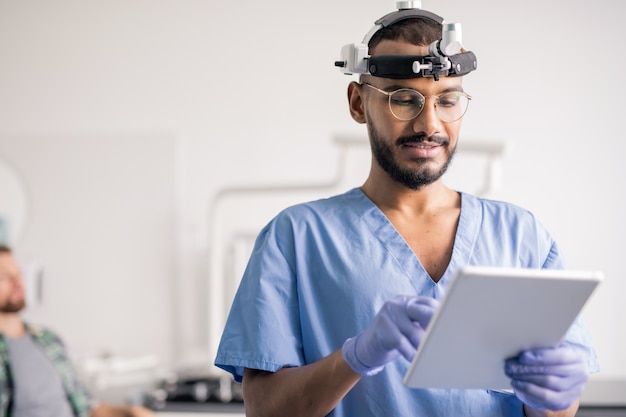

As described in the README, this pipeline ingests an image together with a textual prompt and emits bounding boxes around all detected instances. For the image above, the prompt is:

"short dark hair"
[0,245,11,254]
[368,17,442,53]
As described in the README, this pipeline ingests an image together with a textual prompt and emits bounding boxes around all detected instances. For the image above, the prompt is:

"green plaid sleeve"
[0,336,11,417]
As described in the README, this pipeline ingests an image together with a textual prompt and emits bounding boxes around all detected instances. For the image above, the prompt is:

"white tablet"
[403,266,602,390]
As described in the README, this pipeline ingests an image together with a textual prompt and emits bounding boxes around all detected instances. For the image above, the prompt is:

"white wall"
[0,0,624,380]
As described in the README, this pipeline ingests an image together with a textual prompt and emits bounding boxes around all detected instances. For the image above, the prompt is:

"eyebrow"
[385,84,465,94]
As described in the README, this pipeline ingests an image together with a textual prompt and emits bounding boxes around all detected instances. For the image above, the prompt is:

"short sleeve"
[214,215,304,382]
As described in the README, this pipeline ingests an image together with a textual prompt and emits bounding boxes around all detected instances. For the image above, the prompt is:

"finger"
[406,296,440,312]
[509,371,588,392]
[406,297,439,326]
[375,313,420,362]
[395,337,419,362]
[384,303,425,347]
[375,312,406,350]
[380,296,432,351]
[397,319,426,350]
[511,380,582,411]
[505,360,587,379]
[411,296,440,309]
[518,346,585,366]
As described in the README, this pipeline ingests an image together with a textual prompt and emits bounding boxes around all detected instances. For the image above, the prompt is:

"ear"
[347,81,366,124]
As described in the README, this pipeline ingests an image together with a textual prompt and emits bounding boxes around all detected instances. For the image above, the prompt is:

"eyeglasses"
[361,82,472,122]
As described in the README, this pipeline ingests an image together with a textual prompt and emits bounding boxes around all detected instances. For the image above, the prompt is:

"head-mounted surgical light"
[334,1,478,81]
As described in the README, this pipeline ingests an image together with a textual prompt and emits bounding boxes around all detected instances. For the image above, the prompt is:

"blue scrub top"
[215,188,598,417]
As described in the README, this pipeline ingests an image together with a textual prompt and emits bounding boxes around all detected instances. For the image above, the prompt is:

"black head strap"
[368,51,477,79]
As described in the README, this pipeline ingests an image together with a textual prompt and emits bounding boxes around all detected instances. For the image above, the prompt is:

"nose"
[412,98,443,137]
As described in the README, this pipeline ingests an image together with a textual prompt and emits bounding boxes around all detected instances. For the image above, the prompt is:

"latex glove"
[504,345,589,411]
[342,295,439,376]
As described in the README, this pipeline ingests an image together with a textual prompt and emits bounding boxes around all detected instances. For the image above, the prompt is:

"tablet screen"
[403,266,602,389]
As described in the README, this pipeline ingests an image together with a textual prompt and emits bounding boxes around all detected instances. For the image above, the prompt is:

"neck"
[0,313,25,338]
[361,174,457,215]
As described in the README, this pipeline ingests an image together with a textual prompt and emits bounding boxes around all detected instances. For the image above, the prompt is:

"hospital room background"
[1,0,624,411]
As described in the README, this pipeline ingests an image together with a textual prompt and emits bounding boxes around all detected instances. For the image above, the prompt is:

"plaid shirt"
[0,323,94,417]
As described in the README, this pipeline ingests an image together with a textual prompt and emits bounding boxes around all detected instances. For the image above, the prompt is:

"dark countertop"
[156,377,626,415]
[158,402,626,416]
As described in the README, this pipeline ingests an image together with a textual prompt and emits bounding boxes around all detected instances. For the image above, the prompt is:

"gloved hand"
[342,295,439,376]
[504,344,589,411]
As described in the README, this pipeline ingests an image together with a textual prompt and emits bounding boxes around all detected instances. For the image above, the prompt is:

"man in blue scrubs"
[215,4,598,416]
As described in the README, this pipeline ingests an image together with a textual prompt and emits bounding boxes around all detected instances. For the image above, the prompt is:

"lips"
[397,134,449,147]
[401,142,443,159]
[403,141,441,149]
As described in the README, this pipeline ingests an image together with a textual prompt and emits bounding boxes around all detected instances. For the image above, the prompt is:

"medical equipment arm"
[342,295,439,376]
[504,345,589,415]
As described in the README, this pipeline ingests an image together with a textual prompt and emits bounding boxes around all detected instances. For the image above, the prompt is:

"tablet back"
[403,266,602,389]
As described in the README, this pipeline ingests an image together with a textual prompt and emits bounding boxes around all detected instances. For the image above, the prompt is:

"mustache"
[397,134,449,146]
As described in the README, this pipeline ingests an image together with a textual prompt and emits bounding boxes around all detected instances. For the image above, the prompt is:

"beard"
[367,119,456,190]
[0,297,25,313]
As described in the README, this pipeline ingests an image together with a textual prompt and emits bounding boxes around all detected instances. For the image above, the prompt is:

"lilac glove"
[342,295,439,376]
[504,345,589,411]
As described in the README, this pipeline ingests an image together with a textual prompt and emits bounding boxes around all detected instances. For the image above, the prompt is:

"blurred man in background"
[0,245,155,417]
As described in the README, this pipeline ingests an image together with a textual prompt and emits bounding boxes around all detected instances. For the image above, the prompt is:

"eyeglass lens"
[388,89,469,122]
